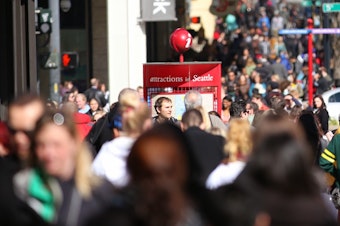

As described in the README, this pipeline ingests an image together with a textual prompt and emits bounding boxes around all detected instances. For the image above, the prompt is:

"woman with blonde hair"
[92,92,152,187]
[206,118,252,189]
[13,109,114,226]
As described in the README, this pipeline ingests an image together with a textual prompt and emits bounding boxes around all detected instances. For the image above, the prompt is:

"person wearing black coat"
[84,78,107,108]
[86,102,120,155]
[181,109,225,183]
[313,95,329,134]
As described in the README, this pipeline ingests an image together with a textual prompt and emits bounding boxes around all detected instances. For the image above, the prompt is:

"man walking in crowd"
[181,108,225,183]
[84,78,107,108]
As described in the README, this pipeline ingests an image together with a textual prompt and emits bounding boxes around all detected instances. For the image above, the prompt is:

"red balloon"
[169,28,193,54]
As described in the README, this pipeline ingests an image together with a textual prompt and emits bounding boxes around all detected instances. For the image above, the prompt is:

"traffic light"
[36,8,52,34]
[61,52,79,69]
[191,17,201,24]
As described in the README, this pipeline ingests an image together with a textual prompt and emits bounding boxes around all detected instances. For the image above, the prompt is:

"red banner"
[143,62,221,87]
[143,62,222,113]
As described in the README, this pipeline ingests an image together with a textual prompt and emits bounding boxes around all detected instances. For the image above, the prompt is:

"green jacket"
[320,134,340,187]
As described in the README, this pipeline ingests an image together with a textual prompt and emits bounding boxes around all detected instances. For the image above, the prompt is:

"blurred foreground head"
[8,93,45,161]
[128,123,193,187]
[33,109,98,197]
[230,114,336,226]
[126,123,204,226]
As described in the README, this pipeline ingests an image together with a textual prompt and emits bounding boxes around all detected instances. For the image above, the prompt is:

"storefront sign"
[141,0,176,21]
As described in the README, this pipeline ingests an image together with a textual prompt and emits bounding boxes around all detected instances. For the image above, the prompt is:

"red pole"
[307,18,313,107]
[179,54,184,63]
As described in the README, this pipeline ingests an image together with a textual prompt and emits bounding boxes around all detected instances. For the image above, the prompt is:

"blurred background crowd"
[0,84,339,226]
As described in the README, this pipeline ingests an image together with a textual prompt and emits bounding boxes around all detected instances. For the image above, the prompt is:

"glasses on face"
[7,125,34,138]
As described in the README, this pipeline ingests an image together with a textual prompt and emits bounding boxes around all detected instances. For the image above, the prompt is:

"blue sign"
[279,28,340,35]
[278,29,310,35]
[312,28,340,34]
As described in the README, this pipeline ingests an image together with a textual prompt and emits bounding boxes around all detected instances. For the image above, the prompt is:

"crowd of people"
[183,0,335,107]
[0,79,340,225]
[0,0,340,224]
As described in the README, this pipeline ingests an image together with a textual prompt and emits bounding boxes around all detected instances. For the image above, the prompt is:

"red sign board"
[144,62,221,87]
[143,62,222,114]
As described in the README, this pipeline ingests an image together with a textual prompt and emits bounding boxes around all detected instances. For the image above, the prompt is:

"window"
[328,92,340,103]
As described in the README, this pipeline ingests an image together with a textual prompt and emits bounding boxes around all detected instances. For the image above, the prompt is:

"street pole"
[323,0,331,76]
[49,0,60,102]
[308,18,314,107]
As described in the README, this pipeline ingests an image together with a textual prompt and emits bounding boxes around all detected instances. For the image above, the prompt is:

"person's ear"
[113,128,120,138]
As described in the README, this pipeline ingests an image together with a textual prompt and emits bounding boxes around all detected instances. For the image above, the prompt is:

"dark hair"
[233,130,336,226]
[126,123,203,226]
[62,92,75,103]
[9,93,43,108]
[230,100,246,118]
[240,132,317,195]
[252,93,262,100]
[248,101,259,113]
[182,109,203,128]
[251,110,265,128]
[223,95,233,102]
[289,105,303,121]
[298,110,323,165]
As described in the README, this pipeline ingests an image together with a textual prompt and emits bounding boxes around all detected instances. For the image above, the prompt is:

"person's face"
[68,94,75,102]
[35,123,78,180]
[8,101,44,160]
[228,72,235,81]
[254,74,261,83]
[314,97,322,108]
[90,99,99,111]
[246,103,254,115]
[251,97,260,105]
[239,75,246,84]
[285,99,293,107]
[223,99,232,108]
[76,96,86,109]
[66,82,73,90]
[158,101,173,119]
[241,109,249,119]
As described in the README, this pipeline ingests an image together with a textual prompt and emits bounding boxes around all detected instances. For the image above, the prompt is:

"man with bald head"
[184,90,226,130]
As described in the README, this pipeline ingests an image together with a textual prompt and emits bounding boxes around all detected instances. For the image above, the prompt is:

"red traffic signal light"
[61,52,78,69]
[191,17,201,24]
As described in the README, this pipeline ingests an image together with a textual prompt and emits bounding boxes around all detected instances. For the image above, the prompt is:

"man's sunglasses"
[7,126,34,137]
